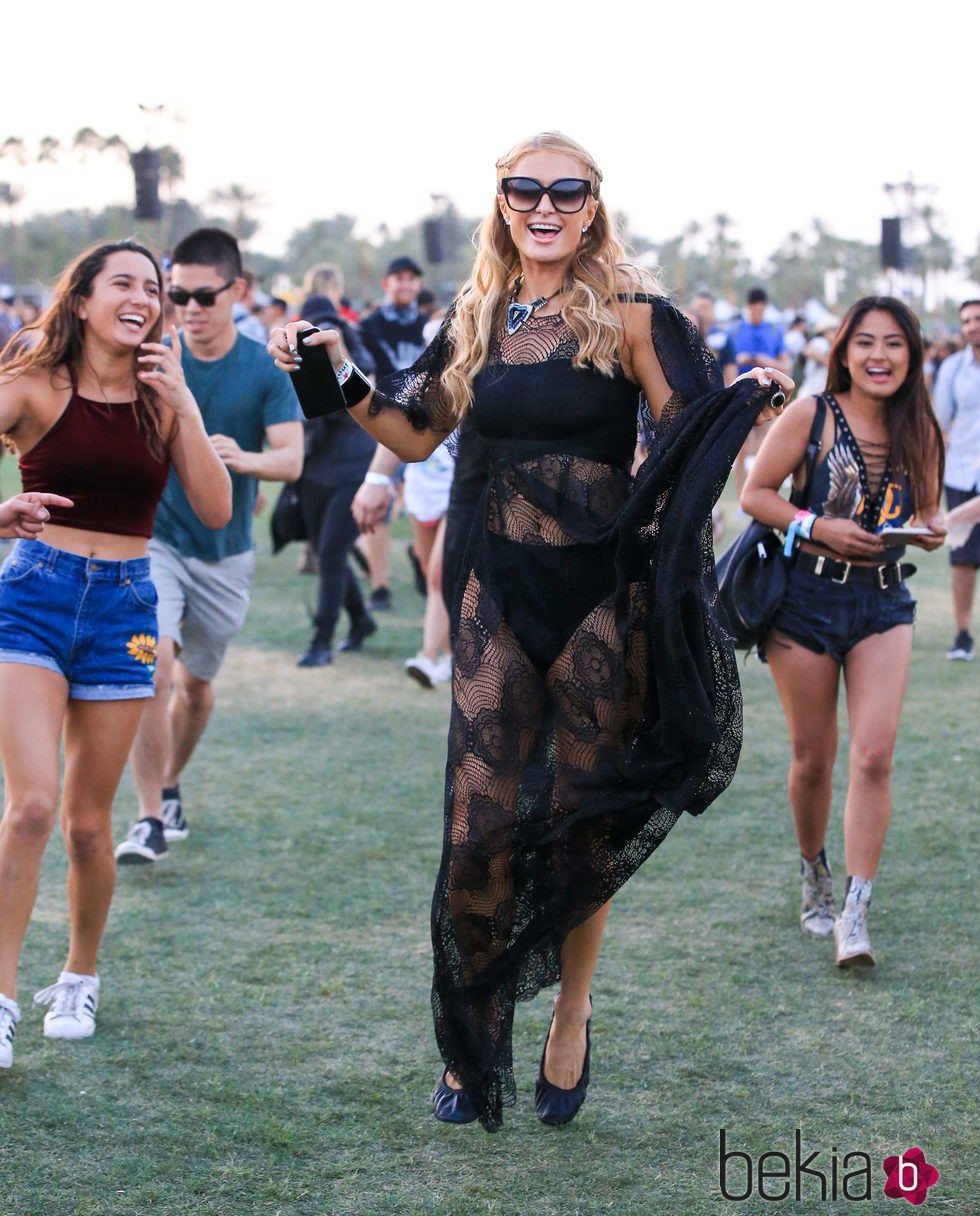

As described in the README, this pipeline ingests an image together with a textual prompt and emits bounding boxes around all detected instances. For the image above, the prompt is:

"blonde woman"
[269,132,789,1130]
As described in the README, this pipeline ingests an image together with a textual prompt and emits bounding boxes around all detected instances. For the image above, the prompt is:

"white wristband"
[336,359,354,385]
[364,472,393,488]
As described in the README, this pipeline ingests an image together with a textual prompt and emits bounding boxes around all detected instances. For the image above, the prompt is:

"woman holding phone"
[0,240,230,1069]
[741,297,945,968]
[269,131,789,1130]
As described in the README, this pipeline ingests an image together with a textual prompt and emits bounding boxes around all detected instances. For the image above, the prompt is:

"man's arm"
[209,419,304,483]
[932,354,958,434]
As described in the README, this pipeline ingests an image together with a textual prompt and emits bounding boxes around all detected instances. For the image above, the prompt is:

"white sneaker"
[405,652,440,689]
[433,653,453,685]
[800,850,836,937]
[0,994,20,1068]
[34,972,100,1039]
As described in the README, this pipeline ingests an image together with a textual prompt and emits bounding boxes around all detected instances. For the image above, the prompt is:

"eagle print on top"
[809,393,914,533]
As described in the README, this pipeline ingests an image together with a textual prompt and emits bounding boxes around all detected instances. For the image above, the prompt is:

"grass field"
[0,498,976,1215]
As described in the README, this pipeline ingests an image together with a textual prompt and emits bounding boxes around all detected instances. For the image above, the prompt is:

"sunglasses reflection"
[500,177,594,214]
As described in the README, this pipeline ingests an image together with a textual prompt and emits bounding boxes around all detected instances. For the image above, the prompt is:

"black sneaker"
[339,613,378,652]
[114,817,169,865]
[946,630,975,661]
[161,785,187,842]
[297,641,333,667]
[369,586,393,611]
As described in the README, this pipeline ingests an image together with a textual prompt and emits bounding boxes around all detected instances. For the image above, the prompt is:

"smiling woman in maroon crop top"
[0,240,232,1067]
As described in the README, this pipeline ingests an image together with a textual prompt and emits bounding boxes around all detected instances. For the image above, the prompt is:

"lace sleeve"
[367,303,458,435]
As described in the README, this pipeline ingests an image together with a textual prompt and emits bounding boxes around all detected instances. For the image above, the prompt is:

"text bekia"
[719,1129,872,1202]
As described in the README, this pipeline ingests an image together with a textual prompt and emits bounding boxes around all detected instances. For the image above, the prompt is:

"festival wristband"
[364,472,393,488]
[797,510,817,540]
[338,360,372,408]
[783,510,817,556]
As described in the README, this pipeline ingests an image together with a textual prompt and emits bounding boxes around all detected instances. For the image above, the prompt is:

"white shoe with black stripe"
[160,786,188,842]
[34,972,100,1040]
[115,817,168,864]
[0,994,20,1067]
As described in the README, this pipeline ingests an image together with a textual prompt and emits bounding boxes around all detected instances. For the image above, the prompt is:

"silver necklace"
[506,276,565,335]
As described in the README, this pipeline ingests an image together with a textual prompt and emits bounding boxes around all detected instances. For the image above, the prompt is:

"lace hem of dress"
[431,370,771,1129]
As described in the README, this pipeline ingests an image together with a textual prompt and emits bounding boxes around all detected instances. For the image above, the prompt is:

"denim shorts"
[946,485,980,566]
[764,564,916,663]
[0,539,158,699]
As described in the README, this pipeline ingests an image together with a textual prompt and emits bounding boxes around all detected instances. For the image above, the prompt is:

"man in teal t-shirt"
[115,229,303,865]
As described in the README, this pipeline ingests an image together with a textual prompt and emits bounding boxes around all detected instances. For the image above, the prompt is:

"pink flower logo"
[883,1148,939,1204]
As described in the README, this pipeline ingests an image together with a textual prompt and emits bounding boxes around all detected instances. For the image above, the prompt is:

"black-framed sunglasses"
[500,177,595,214]
[166,279,237,307]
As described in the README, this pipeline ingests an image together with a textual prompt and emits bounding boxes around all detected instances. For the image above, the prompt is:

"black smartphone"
[289,326,347,419]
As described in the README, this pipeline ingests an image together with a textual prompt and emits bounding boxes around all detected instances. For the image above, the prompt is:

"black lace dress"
[373,294,771,1130]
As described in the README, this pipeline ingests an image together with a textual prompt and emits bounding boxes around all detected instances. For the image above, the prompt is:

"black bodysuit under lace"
[373,295,772,1129]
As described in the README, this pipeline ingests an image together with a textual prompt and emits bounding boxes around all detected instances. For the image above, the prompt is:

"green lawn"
[0,501,975,1215]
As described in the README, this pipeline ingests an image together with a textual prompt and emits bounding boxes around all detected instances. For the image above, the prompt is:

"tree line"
[1,129,976,322]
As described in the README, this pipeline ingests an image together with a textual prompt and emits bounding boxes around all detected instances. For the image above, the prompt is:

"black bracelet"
[337,359,372,408]
[342,367,372,407]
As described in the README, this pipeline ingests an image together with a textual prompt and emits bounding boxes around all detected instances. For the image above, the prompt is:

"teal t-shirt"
[154,333,301,562]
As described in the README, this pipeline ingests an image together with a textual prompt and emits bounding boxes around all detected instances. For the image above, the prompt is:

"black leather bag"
[716,398,826,651]
[270,481,307,554]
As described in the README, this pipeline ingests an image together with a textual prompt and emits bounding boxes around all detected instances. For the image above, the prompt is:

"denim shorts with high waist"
[763,564,916,663]
[0,539,158,699]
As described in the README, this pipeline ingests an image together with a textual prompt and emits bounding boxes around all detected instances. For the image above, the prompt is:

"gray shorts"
[149,538,255,681]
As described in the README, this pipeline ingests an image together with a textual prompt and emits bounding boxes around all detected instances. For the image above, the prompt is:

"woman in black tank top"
[741,298,945,970]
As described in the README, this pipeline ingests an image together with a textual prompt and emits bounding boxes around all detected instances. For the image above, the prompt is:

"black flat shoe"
[338,614,378,652]
[431,1070,477,1124]
[296,641,332,667]
[534,1009,591,1126]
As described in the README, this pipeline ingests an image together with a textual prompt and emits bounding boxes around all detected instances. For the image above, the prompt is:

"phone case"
[880,527,932,545]
[289,327,347,419]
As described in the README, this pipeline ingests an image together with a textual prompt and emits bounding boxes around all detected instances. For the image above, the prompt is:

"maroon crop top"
[19,390,170,538]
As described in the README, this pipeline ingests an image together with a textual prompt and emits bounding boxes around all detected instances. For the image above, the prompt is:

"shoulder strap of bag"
[790,395,827,507]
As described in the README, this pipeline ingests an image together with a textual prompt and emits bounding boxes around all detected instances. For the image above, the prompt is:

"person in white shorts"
[353,437,456,688]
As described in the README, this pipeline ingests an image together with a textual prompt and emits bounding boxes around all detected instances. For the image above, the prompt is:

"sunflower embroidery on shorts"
[127,633,157,665]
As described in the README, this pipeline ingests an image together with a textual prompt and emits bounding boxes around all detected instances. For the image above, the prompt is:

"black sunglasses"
[500,177,595,214]
[166,279,237,307]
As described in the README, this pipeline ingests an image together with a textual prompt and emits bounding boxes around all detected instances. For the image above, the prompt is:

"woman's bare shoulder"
[0,364,70,432]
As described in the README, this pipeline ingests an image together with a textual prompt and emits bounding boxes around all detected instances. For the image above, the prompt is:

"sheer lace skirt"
[431,455,683,1129]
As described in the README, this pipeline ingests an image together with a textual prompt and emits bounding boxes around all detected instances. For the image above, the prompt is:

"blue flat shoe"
[431,1070,477,1124]
[534,1008,591,1126]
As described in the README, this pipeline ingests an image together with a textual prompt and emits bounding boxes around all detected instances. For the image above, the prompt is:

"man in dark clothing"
[360,256,428,378]
[357,256,429,609]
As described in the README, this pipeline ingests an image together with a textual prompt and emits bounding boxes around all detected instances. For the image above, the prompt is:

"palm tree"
[207,184,263,244]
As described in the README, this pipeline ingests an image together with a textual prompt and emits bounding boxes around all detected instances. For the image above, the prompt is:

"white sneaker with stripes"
[34,972,100,1040]
[0,994,20,1067]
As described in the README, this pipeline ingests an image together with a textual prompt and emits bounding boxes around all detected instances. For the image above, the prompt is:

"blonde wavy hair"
[441,131,659,424]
